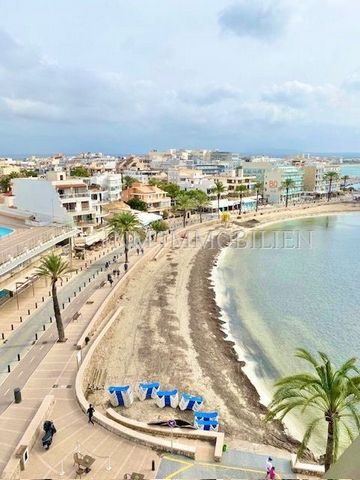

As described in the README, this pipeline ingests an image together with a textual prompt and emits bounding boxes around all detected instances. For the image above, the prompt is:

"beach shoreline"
[86,200,360,455]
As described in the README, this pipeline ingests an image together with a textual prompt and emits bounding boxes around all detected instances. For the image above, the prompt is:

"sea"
[213,212,360,449]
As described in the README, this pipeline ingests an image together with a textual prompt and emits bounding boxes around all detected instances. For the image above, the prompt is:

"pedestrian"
[124,262,128,273]
[269,466,276,480]
[265,457,273,479]
[141,247,144,255]
[107,273,113,286]
[105,261,109,269]
[87,404,95,424]
[113,255,116,263]
[136,247,140,256]
[116,269,120,277]
[113,269,116,276]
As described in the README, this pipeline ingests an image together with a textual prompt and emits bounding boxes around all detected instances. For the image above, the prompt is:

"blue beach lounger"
[194,419,219,432]
[138,382,160,400]
[179,393,204,411]
[107,385,134,408]
[155,389,179,408]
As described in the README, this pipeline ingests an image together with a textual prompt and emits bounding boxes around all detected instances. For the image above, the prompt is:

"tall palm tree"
[282,178,296,207]
[36,254,69,342]
[212,180,226,218]
[254,181,263,212]
[235,184,248,215]
[266,349,360,471]
[188,189,209,223]
[175,193,196,228]
[108,212,144,264]
[324,172,340,201]
[342,175,350,190]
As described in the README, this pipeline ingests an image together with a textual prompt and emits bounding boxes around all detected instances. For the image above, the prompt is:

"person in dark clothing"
[107,273,113,286]
[136,248,140,255]
[124,262,128,273]
[87,404,95,424]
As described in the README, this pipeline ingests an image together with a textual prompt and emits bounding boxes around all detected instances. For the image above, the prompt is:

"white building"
[85,173,122,202]
[12,172,109,246]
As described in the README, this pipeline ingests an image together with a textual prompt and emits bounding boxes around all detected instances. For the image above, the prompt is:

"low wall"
[1,395,55,480]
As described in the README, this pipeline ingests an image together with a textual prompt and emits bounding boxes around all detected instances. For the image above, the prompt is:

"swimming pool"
[0,226,14,238]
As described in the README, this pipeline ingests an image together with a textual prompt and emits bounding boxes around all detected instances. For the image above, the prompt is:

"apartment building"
[121,182,171,214]
[217,168,257,195]
[303,164,341,196]
[244,163,304,204]
[167,167,215,194]
[12,172,108,246]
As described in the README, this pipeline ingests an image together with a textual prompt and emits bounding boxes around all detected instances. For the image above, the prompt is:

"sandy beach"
[86,200,360,453]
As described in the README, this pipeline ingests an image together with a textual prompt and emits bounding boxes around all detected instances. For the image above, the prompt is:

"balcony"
[59,192,90,200]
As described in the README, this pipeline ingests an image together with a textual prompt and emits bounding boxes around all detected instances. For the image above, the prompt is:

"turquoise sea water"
[341,164,360,178]
[214,214,360,395]
[0,226,13,237]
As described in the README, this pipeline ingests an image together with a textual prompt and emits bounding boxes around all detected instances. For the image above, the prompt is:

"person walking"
[87,404,95,424]
[107,273,113,286]
[265,457,273,479]
[124,262,128,273]
[136,247,140,256]
[269,466,276,480]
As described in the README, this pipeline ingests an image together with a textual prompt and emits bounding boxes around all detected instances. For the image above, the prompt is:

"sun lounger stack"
[179,393,204,411]
[138,382,160,400]
[194,411,219,431]
[107,385,134,407]
[155,389,179,408]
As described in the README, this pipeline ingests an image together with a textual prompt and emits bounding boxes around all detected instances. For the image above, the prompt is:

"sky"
[1,0,360,155]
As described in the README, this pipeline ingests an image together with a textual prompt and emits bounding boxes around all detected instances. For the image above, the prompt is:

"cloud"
[176,85,242,106]
[262,81,341,108]
[218,0,291,41]
[343,72,360,92]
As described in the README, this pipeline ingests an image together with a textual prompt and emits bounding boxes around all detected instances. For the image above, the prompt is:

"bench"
[72,312,82,321]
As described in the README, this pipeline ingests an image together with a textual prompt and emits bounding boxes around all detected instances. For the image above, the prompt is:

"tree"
[150,219,169,239]
[235,184,248,215]
[20,169,38,177]
[324,172,340,201]
[266,349,360,471]
[122,175,137,190]
[36,254,69,342]
[0,172,20,193]
[254,181,264,211]
[342,175,350,190]
[212,180,226,218]
[187,189,209,223]
[70,166,90,177]
[281,178,296,208]
[108,212,144,264]
[126,198,148,211]
[175,192,196,228]
[159,182,181,205]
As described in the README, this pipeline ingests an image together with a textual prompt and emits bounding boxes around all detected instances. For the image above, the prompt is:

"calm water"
[341,164,360,177]
[214,214,360,402]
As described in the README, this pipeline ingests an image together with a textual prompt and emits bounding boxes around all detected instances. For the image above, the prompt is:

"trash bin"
[14,387,22,404]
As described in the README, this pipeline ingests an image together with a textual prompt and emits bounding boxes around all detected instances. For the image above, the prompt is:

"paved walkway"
[158,451,296,479]
[0,243,159,478]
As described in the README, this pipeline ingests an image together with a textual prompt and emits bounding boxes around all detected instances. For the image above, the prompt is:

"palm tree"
[151,219,169,240]
[175,193,196,228]
[212,180,226,218]
[323,172,340,201]
[188,189,209,223]
[254,182,263,212]
[36,254,69,342]
[266,349,360,471]
[108,212,144,264]
[235,184,248,215]
[281,178,296,207]
[122,175,137,190]
[342,175,350,190]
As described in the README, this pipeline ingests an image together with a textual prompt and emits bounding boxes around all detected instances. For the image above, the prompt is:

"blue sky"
[1,0,360,155]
